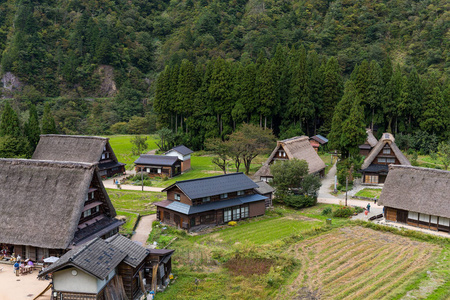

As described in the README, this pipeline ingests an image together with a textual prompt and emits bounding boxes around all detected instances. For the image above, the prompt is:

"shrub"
[228,221,237,226]
[354,206,364,213]
[332,206,354,218]
[321,207,332,215]
[284,195,316,209]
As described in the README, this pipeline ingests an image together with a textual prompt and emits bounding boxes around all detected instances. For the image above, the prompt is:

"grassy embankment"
[150,204,450,300]
[354,188,382,199]
[106,134,159,169]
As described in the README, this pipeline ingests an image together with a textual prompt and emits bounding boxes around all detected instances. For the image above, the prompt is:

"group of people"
[13,257,34,276]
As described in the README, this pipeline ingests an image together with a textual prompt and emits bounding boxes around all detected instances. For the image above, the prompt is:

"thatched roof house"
[32,134,125,177]
[359,129,378,156]
[0,159,122,261]
[360,133,410,184]
[379,165,450,234]
[253,136,326,182]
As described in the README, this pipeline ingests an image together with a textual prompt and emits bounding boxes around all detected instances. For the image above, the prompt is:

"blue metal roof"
[163,194,267,215]
[164,172,259,199]
[315,134,328,143]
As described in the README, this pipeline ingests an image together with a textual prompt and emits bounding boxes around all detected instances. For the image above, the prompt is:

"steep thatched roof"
[361,133,410,170]
[0,159,116,249]
[378,165,450,218]
[253,136,326,178]
[32,135,108,163]
[366,129,378,147]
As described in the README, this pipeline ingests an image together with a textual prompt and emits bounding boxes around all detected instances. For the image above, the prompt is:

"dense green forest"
[0,0,449,151]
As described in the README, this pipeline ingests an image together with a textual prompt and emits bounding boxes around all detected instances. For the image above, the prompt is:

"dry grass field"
[279,227,442,300]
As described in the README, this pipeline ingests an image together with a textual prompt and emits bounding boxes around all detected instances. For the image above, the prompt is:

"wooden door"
[397,209,408,223]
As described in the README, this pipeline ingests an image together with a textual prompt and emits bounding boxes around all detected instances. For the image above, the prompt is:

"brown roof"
[253,136,326,178]
[366,129,378,147]
[0,159,117,249]
[378,165,450,218]
[32,135,108,163]
[361,133,410,170]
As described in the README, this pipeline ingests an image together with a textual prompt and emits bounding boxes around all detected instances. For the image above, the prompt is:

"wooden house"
[309,134,328,152]
[360,133,411,184]
[358,129,378,156]
[134,155,182,178]
[253,136,326,182]
[154,173,267,230]
[378,165,450,234]
[0,159,123,262]
[164,145,193,172]
[38,235,174,300]
[32,134,126,178]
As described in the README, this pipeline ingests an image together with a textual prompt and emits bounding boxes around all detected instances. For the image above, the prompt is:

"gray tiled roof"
[164,172,258,199]
[166,145,193,156]
[154,194,267,215]
[106,234,149,268]
[254,180,274,195]
[39,238,127,280]
[134,155,179,166]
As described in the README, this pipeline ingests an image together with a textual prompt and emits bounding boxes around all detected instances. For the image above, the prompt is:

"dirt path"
[0,264,51,300]
[131,214,157,246]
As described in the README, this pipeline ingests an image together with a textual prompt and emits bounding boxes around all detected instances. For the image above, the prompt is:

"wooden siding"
[385,207,397,221]
[249,201,266,217]
[181,159,191,172]
[191,189,255,206]
[52,291,97,300]
[167,187,192,206]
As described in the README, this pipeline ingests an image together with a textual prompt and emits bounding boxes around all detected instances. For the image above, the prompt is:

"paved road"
[131,214,157,246]
[317,162,383,219]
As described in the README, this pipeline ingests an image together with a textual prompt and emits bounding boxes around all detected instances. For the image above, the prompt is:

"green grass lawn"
[105,134,159,168]
[107,188,164,215]
[354,188,382,199]
[116,210,139,236]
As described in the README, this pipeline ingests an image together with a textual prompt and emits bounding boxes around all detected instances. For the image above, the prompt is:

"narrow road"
[131,214,157,246]
[103,173,164,192]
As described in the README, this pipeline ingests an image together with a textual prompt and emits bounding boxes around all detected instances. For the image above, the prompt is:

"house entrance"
[397,209,408,223]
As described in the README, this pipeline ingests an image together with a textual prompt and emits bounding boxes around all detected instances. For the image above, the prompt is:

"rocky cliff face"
[96,65,117,98]
[1,71,22,98]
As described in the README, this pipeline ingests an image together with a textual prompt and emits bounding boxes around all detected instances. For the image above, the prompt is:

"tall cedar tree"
[366,61,384,130]
[154,66,172,128]
[42,103,57,134]
[256,59,278,129]
[176,59,197,133]
[383,66,404,133]
[24,104,41,151]
[307,51,324,134]
[400,68,422,131]
[321,57,342,133]
[0,103,22,137]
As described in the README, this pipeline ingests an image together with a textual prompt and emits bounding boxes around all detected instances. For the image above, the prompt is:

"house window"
[378,158,386,163]
[237,190,245,196]
[419,214,429,222]
[232,206,240,220]
[365,175,378,184]
[438,217,449,226]
[383,148,391,154]
[202,197,210,203]
[408,211,418,220]
[387,158,395,164]
[220,193,228,199]
[174,193,181,201]
[241,206,249,219]
[92,206,99,214]
[224,208,232,223]
[83,209,92,218]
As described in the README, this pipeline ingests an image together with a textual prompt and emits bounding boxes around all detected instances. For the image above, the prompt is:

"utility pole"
[141,167,144,191]
[345,176,348,207]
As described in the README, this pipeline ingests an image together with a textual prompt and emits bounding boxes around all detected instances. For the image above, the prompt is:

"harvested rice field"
[279,226,443,300]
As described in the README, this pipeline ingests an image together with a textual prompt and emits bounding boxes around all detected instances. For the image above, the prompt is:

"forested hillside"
[0,0,448,150]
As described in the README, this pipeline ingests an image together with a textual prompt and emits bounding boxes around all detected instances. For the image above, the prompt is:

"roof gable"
[361,133,410,169]
[165,145,193,156]
[32,135,108,163]
[106,234,149,268]
[254,136,326,178]
[163,173,258,199]
[378,165,450,218]
[0,159,97,249]
[366,129,378,147]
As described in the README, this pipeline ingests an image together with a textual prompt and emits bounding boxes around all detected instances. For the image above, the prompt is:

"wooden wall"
[385,207,397,222]
[249,201,266,218]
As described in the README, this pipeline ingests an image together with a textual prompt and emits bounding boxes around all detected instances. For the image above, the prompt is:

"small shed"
[309,135,328,152]
[254,180,274,207]
[164,145,193,172]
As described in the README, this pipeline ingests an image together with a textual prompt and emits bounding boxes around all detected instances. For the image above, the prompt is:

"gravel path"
[131,214,157,246]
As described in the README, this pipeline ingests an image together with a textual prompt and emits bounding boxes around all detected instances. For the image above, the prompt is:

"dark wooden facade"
[385,207,450,234]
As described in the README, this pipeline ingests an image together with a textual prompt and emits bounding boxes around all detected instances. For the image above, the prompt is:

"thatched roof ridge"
[366,129,378,147]
[0,159,100,249]
[378,165,450,218]
[32,134,108,163]
[253,136,325,178]
[361,133,410,169]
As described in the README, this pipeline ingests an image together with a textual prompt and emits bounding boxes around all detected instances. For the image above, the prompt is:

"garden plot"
[282,226,441,300]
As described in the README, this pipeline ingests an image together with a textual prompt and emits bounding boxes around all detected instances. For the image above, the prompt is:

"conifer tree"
[154,66,172,128]
[176,59,197,133]
[399,68,422,131]
[420,81,446,134]
[24,104,41,151]
[383,66,404,133]
[366,61,384,130]
[0,103,21,137]
[321,57,342,133]
[42,103,57,134]
[307,51,324,134]
[256,59,277,129]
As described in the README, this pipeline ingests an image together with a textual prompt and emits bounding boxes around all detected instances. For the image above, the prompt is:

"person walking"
[367,203,371,213]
